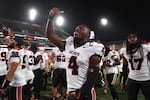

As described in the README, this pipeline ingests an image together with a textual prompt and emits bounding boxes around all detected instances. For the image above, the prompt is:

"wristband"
[1,79,10,89]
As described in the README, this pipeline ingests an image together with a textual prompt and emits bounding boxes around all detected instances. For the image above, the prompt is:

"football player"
[0,44,8,86]
[0,43,9,99]
[50,47,67,100]
[1,37,28,100]
[30,44,44,100]
[20,42,35,99]
[45,7,105,100]
[104,44,120,100]
[120,34,150,100]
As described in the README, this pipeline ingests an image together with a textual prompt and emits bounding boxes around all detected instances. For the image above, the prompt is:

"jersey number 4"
[68,56,79,75]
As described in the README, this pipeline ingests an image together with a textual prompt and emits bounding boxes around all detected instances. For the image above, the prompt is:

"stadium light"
[29,8,37,21]
[55,15,64,27]
[100,18,108,26]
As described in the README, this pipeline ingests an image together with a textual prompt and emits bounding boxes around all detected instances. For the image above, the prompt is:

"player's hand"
[111,80,116,86]
[51,65,55,70]
[49,7,64,17]
[111,74,117,85]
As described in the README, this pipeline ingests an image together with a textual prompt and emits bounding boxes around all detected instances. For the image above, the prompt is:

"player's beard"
[127,43,140,54]
[74,37,87,47]
[74,37,81,46]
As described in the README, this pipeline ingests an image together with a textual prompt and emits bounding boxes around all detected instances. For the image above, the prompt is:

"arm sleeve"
[80,67,99,96]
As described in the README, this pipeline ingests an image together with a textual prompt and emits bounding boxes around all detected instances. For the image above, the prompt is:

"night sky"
[0,0,150,43]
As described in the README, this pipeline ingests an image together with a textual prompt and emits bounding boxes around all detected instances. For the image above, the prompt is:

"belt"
[68,91,76,96]
[68,91,80,99]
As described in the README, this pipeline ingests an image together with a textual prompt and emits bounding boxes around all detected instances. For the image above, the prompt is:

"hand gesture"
[49,7,64,17]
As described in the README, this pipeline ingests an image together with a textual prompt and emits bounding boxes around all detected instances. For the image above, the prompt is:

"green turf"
[40,79,145,100]
[96,85,145,100]
[40,69,145,100]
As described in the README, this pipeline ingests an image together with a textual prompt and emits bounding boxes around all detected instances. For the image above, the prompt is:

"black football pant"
[127,78,150,100]
[33,68,42,99]
[107,73,119,100]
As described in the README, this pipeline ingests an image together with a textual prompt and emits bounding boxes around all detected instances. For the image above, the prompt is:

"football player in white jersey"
[1,37,29,100]
[51,47,67,100]
[20,42,35,99]
[0,44,8,87]
[120,34,150,100]
[30,44,44,100]
[104,44,120,100]
[46,7,105,100]
[38,47,49,90]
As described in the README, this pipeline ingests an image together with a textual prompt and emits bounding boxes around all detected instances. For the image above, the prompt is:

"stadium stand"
[0,18,69,47]
[1,18,137,50]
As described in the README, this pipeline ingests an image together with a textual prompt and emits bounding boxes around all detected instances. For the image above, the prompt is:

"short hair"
[81,24,91,34]
[23,41,29,47]
[13,36,24,47]
[29,44,38,53]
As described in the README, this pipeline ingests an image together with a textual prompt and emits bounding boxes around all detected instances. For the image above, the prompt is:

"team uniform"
[105,50,119,75]
[105,50,120,100]
[51,48,67,100]
[7,48,28,100]
[32,51,44,100]
[52,48,67,88]
[0,47,8,86]
[41,52,49,90]
[120,43,150,100]
[65,36,104,100]
[19,48,35,99]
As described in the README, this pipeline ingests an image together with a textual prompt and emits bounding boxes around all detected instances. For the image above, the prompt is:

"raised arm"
[45,8,65,50]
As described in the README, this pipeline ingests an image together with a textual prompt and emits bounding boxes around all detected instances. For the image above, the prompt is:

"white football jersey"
[0,47,8,76]
[8,48,26,87]
[65,36,105,93]
[32,51,44,70]
[41,52,48,70]
[120,44,150,81]
[53,48,67,69]
[105,50,120,74]
[20,49,35,81]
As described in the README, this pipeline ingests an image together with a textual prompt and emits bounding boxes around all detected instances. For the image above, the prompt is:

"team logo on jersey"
[69,50,79,56]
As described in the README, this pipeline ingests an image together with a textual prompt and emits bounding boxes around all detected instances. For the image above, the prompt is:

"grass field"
[40,79,145,100]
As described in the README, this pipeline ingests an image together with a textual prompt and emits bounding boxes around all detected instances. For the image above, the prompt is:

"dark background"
[0,0,150,42]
